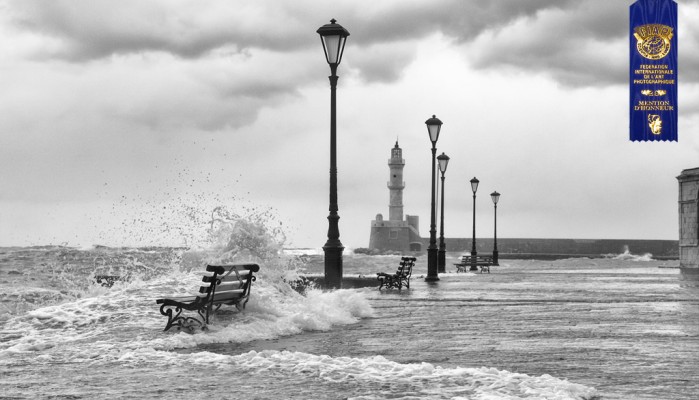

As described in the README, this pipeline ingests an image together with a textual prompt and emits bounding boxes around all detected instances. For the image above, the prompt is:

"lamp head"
[425,115,443,144]
[437,152,450,174]
[317,19,350,66]
[470,177,479,194]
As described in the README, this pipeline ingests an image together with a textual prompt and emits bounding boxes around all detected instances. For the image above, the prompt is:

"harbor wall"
[427,238,679,259]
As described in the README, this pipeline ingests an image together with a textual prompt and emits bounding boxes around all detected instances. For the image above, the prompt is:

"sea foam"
[231,350,598,400]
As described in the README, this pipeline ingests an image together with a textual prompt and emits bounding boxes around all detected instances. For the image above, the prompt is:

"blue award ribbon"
[630,0,678,142]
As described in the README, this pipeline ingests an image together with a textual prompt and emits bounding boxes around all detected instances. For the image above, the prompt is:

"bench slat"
[211,289,245,303]
[199,275,248,286]
[156,295,201,304]
[207,264,260,273]
[216,281,245,291]
[201,269,252,282]
[196,282,244,293]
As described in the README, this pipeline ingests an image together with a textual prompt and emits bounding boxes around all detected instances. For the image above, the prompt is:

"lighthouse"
[388,141,405,221]
[368,141,422,253]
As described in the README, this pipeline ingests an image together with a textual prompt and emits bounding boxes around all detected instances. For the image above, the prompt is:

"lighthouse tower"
[368,141,422,253]
[388,141,405,221]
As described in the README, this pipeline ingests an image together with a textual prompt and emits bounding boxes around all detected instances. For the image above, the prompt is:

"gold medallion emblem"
[648,114,662,135]
[634,24,673,60]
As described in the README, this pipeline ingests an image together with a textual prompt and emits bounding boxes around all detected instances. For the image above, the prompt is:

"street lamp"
[491,191,500,266]
[425,115,442,282]
[437,152,450,273]
[469,177,479,271]
[317,19,350,289]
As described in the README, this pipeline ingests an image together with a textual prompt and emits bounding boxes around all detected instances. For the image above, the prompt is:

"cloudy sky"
[1,0,698,249]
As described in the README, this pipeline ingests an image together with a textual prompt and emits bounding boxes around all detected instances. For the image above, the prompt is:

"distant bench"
[155,263,260,332]
[454,255,493,273]
[377,257,416,290]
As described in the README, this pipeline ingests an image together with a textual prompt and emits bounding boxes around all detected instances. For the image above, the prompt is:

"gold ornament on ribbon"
[640,89,667,96]
[634,24,673,60]
[647,114,663,135]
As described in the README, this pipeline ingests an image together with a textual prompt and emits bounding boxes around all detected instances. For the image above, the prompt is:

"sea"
[1,218,697,399]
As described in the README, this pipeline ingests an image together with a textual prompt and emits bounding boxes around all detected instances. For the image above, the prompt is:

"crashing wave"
[605,246,653,262]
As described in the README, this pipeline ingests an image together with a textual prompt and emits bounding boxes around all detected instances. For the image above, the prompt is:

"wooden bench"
[377,257,416,290]
[155,263,260,332]
[454,255,493,273]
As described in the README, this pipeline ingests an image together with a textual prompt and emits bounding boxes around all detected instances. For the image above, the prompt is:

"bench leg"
[159,304,182,332]
[386,277,395,289]
[178,317,206,333]
[159,304,207,332]
[388,276,399,289]
[377,276,386,290]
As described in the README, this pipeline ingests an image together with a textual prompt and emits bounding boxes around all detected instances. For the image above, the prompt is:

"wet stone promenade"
[217,257,699,400]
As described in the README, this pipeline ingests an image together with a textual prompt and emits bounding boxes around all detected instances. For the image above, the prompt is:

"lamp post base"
[438,248,446,273]
[425,247,440,281]
[323,245,344,289]
[470,249,478,271]
[493,250,499,266]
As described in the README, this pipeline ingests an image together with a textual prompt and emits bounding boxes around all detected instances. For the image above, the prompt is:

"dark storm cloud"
[350,0,698,86]
[348,41,418,83]
[10,0,698,87]
[339,0,579,83]
[466,1,699,87]
[6,0,597,86]
[12,0,572,60]
[11,0,312,60]
[346,0,577,45]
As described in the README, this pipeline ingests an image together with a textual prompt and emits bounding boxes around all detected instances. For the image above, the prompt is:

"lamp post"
[437,152,450,273]
[469,177,479,271]
[425,115,442,282]
[317,19,349,289]
[491,191,500,266]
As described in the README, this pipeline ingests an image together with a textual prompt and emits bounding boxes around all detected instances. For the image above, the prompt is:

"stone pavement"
[218,262,699,400]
